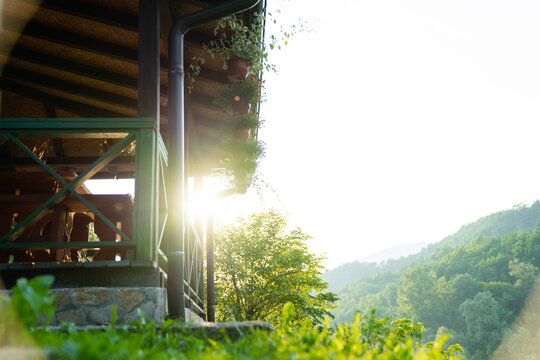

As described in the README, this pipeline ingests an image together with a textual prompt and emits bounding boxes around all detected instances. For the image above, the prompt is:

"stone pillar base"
[1,286,210,325]
[51,287,167,325]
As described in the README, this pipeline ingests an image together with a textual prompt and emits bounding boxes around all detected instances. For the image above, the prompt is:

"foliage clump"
[215,210,338,325]
[0,273,465,359]
[9,275,56,327]
[25,302,463,360]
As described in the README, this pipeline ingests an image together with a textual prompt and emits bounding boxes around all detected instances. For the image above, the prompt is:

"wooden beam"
[184,31,216,46]
[3,17,150,65]
[0,79,126,118]
[22,0,214,45]
[0,43,140,91]
[3,65,138,109]
[23,0,139,32]
[0,43,226,92]
[4,18,216,72]
[198,68,228,84]
[190,93,218,108]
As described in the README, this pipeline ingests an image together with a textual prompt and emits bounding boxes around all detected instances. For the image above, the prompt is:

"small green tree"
[508,258,538,288]
[215,210,338,325]
[459,291,507,360]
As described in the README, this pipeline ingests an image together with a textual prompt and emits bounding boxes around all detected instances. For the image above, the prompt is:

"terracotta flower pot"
[226,57,249,81]
[234,127,251,140]
[232,96,251,114]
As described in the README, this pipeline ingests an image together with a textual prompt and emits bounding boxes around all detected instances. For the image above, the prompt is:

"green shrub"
[11,275,57,327]
[27,304,464,360]
[2,275,464,359]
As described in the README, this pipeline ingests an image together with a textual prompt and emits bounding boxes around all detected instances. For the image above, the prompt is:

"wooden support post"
[138,0,161,125]
[138,0,160,263]
[51,205,69,262]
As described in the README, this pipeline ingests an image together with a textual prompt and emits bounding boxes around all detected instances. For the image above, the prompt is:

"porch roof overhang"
[0,0,265,180]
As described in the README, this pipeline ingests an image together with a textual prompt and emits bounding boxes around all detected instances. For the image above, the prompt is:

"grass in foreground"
[1,276,464,359]
[25,306,463,359]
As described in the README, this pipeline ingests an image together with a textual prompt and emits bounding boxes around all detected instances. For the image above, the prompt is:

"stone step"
[45,320,272,338]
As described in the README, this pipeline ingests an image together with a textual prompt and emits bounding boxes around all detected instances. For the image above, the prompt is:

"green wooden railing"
[0,118,161,262]
[0,118,208,318]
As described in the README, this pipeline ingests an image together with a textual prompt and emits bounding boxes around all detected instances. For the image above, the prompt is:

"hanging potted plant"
[221,138,265,193]
[209,13,271,81]
[186,12,284,91]
[215,75,262,114]
[230,111,259,140]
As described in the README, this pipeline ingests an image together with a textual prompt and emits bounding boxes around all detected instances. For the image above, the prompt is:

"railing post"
[206,213,215,322]
[134,128,156,262]
[194,176,205,305]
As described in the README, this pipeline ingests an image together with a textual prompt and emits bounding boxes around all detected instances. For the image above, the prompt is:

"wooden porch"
[0,0,266,321]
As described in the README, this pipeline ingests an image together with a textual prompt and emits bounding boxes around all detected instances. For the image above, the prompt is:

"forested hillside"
[422,201,540,255]
[325,201,540,292]
[334,227,540,360]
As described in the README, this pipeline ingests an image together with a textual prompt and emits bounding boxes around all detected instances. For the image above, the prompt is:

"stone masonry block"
[113,289,144,313]
[70,288,109,306]
[143,287,167,320]
[89,304,118,325]
[53,291,69,311]
[57,309,86,325]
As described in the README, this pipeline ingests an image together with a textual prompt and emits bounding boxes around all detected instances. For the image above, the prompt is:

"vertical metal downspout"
[166,0,262,321]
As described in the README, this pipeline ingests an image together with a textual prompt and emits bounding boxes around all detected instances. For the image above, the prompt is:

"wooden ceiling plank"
[0,78,126,118]
[2,65,138,109]
[1,43,134,89]
[0,43,170,96]
[3,16,216,72]
[190,93,217,108]
[0,43,224,97]
[184,31,217,46]
[198,67,228,84]
[3,17,150,65]
[20,0,216,45]
[21,0,139,32]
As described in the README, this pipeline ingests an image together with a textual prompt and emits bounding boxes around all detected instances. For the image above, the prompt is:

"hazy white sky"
[88,0,540,270]
[250,0,540,269]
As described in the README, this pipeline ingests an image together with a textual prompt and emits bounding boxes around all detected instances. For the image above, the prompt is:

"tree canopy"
[215,210,338,325]
[333,225,540,359]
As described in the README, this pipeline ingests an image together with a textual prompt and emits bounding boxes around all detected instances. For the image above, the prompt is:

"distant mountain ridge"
[359,242,427,263]
[420,201,540,258]
[323,201,540,292]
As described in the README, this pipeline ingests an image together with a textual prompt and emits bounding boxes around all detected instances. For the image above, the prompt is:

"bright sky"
[248,0,540,269]
[89,0,540,270]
